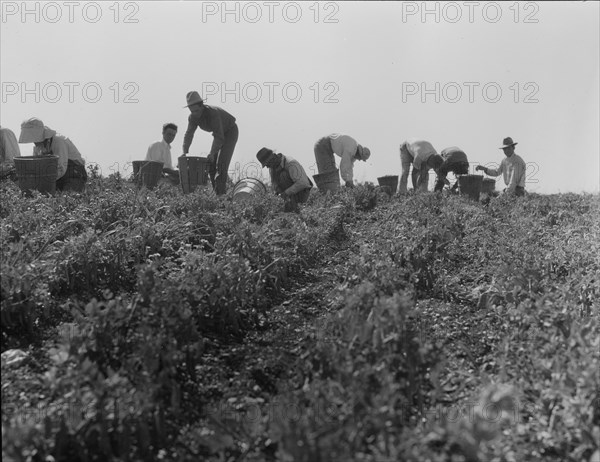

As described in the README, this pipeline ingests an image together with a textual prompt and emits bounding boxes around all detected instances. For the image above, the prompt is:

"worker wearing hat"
[256,147,312,212]
[182,91,238,196]
[313,134,371,188]
[399,139,439,193]
[476,137,526,196]
[18,118,87,191]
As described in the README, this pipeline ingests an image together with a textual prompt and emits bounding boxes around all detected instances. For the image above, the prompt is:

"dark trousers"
[284,187,311,213]
[210,123,239,195]
[434,161,470,192]
[314,137,336,173]
[56,160,87,192]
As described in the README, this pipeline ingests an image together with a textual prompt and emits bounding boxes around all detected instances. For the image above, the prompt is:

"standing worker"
[182,91,239,196]
[399,139,440,193]
[313,133,371,188]
[256,147,313,212]
[476,137,526,197]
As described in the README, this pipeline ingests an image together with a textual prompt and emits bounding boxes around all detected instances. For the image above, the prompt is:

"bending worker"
[314,133,371,188]
[433,146,470,192]
[399,138,440,193]
[256,147,312,212]
[18,117,87,191]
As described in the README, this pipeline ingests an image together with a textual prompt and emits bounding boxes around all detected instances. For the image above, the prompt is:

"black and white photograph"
[1,1,599,461]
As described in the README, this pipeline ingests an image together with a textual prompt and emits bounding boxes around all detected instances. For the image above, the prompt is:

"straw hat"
[499,137,518,149]
[357,145,371,161]
[184,91,204,108]
[19,118,56,143]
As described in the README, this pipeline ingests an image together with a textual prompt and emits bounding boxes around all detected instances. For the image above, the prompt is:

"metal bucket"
[232,178,267,202]
[481,178,496,195]
[178,156,210,194]
[14,156,58,195]
[377,175,399,194]
[132,160,163,189]
[458,174,484,200]
[313,168,340,193]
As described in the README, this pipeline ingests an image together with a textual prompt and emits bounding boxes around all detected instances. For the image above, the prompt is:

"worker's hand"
[475,165,485,172]
[345,180,354,188]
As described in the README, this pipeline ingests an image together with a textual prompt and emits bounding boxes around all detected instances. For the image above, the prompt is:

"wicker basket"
[458,174,484,200]
[377,175,399,194]
[14,156,58,195]
[481,178,496,195]
[178,156,210,194]
[132,160,163,189]
[312,169,340,193]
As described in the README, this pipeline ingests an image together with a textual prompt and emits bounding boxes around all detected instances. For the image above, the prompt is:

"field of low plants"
[1,173,599,462]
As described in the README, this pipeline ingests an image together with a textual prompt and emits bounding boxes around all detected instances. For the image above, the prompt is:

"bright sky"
[1,1,599,193]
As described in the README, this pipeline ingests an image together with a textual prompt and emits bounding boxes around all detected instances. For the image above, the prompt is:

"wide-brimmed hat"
[256,147,276,167]
[19,117,56,143]
[184,91,204,108]
[499,137,518,149]
[357,145,371,161]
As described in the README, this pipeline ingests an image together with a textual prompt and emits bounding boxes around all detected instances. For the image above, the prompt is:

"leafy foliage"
[1,176,598,462]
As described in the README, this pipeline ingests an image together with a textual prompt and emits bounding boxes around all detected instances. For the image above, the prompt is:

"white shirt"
[32,134,85,179]
[487,154,526,193]
[401,139,438,170]
[146,140,173,169]
[329,134,358,182]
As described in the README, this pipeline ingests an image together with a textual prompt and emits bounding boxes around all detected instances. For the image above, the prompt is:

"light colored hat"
[357,145,371,161]
[19,118,56,143]
[184,91,204,108]
[499,137,518,149]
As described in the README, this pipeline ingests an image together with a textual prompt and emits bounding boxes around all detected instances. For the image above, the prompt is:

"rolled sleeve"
[182,116,197,154]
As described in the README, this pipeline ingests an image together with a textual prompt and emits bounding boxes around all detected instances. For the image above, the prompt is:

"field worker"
[182,91,239,195]
[0,126,20,179]
[476,137,526,196]
[256,147,313,212]
[314,133,371,188]
[18,118,87,191]
[433,146,470,192]
[399,139,439,193]
[146,122,180,184]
